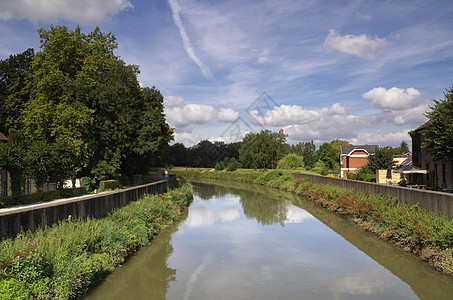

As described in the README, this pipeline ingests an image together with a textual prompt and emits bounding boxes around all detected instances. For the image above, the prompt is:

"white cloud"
[217,108,239,122]
[362,87,422,111]
[0,0,132,24]
[249,105,320,127]
[351,129,412,146]
[166,103,216,127]
[164,95,185,108]
[249,103,350,127]
[324,29,389,60]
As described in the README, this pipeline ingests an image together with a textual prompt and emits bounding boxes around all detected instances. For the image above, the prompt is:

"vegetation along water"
[173,168,453,276]
[0,180,193,299]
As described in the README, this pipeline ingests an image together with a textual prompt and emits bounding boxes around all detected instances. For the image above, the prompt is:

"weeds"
[0,181,193,299]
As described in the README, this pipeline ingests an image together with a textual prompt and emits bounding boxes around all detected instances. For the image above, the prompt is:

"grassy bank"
[174,168,453,275]
[0,180,193,299]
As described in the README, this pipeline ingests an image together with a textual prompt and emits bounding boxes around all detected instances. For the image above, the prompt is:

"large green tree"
[21,25,173,184]
[0,48,34,135]
[315,142,337,170]
[424,86,453,162]
[239,129,288,169]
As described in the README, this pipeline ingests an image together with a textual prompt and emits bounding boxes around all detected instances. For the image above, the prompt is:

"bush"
[225,158,240,171]
[98,180,120,192]
[277,153,304,170]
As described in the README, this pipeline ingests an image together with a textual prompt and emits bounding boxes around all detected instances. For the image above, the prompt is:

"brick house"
[340,145,379,178]
[0,132,8,196]
[410,121,453,190]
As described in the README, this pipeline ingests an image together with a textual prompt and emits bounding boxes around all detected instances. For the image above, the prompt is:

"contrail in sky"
[168,0,213,80]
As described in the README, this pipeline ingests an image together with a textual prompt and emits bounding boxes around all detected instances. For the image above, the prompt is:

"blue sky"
[1,0,452,148]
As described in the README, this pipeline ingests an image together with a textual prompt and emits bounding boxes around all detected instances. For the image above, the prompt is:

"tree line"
[166,129,409,175]
[0,26,173,196]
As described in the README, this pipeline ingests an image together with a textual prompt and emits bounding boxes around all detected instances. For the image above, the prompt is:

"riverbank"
[0,179,193,299]
[173,168,453,275]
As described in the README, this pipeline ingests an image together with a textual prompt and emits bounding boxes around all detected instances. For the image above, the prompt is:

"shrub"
[225,158,240,171]
[98,180,120,192]
[277,153,304,170]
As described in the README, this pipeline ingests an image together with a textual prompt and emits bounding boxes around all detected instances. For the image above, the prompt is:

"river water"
[85,181,453,300]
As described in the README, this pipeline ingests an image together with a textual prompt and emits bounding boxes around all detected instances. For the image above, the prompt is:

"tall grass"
[174,168,453,274]
[0,181,193,299]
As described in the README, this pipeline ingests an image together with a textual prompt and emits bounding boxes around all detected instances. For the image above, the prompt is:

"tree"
[276,153,304,170]
[330,139,351,159]
[424,86,453,162]
[366,147,395,173]
[239,129,288,169]
[0,130,28,197]
[400,140,409,154]
[0,48,34,135]
[21,25,173,185]
[315,142,337,170]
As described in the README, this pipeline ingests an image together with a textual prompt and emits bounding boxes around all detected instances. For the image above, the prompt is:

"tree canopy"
[424,86,453,162]
[239,129,288,169]
[0,25,174,188]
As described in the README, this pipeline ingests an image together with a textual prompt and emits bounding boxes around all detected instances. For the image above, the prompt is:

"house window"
[442,164,447,185]
[386,168,392,179]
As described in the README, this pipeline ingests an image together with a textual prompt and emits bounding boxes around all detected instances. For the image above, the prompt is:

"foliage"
[366,147,395,173]
[424,85,453,162]
[225,157,240,171]
[0,182,193,299]
[290,141,316,168]
[277,153,304,170]
[239,129,288,169]
[0,48,34,135]
[0,130,28,197]
[348,166,376,182]
[399,140,409,154]
[0,187,87,208]
[98,180,120,192]
[315,142,337,170]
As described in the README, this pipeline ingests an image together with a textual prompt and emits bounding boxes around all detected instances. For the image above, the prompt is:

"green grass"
[174,168,453,275]
[0,180,193,299]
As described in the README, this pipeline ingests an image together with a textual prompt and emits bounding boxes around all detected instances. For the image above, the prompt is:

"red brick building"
[340,145,378,178]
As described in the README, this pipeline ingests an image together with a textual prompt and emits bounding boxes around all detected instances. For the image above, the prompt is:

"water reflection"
[85,181,453,300]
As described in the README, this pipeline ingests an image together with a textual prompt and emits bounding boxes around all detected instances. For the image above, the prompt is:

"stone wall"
[0,176,176,240]
[291,172,453,217]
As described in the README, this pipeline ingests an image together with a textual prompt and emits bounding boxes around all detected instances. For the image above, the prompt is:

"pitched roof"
[0,132,7,142]
[340,145,379,155]
[414,120,432,132]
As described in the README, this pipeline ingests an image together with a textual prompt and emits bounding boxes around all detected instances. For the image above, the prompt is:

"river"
[85,180,453,299]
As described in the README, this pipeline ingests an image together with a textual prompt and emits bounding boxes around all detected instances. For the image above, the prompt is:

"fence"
[0,176,176,240]
[291,172,453,217]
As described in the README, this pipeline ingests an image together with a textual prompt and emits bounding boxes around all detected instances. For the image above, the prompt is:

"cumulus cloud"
[351,129,412,146]
[324,29,389,60]
[217,108,239,122]
[0,0,132,24]
[164,96,239,134]
[248,103,349,127]
[362,87,422,111]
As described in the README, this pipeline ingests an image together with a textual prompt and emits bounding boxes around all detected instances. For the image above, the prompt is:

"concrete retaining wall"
[0,176,176,240]
[291,172,453,217]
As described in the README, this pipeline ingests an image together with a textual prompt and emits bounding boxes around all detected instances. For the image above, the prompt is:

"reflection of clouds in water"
[285,206,314,224]
[329,267,413,299]
[184,206,241,227]
[219,208,240,222]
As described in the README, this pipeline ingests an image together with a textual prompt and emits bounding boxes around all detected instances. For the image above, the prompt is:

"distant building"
[0,132,8,196]
[340,145,379,178]
[410,121,453,190]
